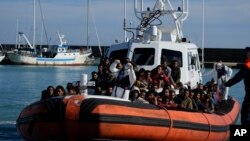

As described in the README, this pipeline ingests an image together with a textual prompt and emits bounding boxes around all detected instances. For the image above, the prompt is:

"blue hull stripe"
[36,58,75,62]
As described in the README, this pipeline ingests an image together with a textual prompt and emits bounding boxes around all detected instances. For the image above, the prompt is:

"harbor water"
[0,65,244,140]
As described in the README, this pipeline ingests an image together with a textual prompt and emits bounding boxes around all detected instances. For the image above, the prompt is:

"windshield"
[161,49,182,67]
[132,48,155,65]
[109,49,128,60]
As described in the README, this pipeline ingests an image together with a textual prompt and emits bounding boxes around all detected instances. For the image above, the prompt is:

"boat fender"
[80,74,88,95]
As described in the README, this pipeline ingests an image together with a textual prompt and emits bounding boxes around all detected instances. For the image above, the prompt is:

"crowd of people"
[40,57,233,113]
[40,82,81,100]
[39,46,250,125]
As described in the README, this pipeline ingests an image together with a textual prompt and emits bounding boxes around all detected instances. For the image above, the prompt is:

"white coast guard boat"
[16,1,240,141]
[7,32,92,66]
[106,0,202,88]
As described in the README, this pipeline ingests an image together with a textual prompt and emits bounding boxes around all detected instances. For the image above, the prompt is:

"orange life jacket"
[245,58,250,70]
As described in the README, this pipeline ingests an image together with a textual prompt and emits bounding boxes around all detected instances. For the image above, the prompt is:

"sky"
[0,0,250,49]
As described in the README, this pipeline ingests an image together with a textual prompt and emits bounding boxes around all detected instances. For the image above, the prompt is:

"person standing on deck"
[215,60,233,102]
[224,47,250,125]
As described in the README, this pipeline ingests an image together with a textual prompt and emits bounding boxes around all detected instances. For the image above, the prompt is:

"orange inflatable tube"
[16,95,240,141]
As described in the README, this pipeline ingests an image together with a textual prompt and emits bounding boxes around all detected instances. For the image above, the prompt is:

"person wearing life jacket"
[109,59,136,100]
[224,47,250,126]
[215,60,233,102]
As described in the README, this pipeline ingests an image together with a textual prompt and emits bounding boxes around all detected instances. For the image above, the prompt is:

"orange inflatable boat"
[16,95,240,141]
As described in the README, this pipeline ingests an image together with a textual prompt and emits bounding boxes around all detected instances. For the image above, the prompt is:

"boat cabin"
[107,39,202,89]
[51,44,69,54]
[106,0,202,88]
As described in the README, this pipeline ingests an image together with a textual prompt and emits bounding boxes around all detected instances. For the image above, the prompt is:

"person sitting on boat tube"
[109,58,136,100]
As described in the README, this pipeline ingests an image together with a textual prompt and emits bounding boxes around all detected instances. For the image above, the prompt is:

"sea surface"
[0,65,245,141]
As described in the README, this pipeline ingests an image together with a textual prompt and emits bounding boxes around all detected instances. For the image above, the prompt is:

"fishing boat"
[16,0,240,140]
[7,0,93,66]
[7,32,92,66]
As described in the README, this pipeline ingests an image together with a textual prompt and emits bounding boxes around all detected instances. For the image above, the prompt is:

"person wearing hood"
[224,47,250,125]
[215,60,233,102]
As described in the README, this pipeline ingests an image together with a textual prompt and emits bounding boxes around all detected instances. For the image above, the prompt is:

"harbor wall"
[1,44,246,68]
[198,48,245,68]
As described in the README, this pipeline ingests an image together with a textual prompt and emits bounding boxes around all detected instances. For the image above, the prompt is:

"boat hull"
[7,52,92,66]
[16,95,240,141]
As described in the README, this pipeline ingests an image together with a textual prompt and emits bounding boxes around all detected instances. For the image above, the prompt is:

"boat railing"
[61,48,92,55]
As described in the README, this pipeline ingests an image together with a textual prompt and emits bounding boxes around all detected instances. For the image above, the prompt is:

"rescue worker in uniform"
[225,47,250,125]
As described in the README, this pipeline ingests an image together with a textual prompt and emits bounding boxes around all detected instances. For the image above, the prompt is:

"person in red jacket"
[224,47,250,125]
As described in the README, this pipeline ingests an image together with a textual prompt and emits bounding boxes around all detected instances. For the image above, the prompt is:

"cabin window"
[161,49,182,67]
[195,54,200,70]
[191,56,197,70]
[188,52,199,70]
[132,48,155,65]
[109,49,128,60]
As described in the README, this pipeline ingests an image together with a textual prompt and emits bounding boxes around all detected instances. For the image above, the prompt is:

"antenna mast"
[86,0,90,48]
[201,0,205,71]
[133,0,189,42]
[124,0,127,42]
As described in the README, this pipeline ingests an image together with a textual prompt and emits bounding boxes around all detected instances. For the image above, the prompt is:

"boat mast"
[86,0,89,49]
[16,17,19,49]
[39,0,43,52]
[38,0,49,46]
[33,0,36,49]
[90,5,102,57]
